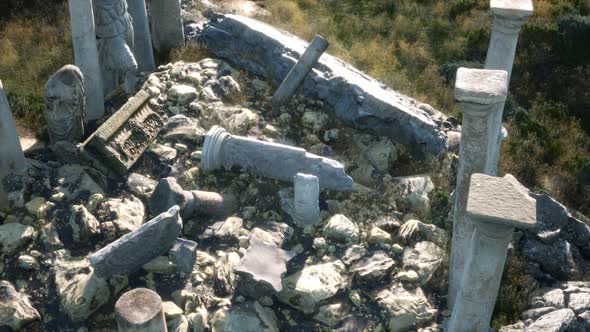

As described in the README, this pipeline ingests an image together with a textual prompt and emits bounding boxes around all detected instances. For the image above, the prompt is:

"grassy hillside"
[259,0,590,217]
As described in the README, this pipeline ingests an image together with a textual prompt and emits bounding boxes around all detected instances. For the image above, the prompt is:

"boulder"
[526,308,575,332]
[0,280,40,330]
[373,284,436,331]
[211,301,278,332]
[0,223,36,255]
[402,241,445,285]
[324,214,359,244]
[100,196,146,234]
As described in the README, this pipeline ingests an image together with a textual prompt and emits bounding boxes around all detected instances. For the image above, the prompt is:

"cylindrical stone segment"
[449,173,536,331]
[149,177,238,218]
[293,173,320,226]
[68,0,105,121]
[150,0,185,56]
[271,35,329,109]
[447,68,508,310]
[0,80,27,209]
[127,0,156,72]
[115,288,168,332]
[485,0,534,175]
[89,205,182,278]
[201,126,354,192]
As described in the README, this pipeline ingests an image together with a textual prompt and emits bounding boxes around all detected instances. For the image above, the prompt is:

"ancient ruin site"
[0,0,589,331]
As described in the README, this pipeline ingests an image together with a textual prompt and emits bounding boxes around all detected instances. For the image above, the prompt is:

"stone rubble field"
[0,58,453,331]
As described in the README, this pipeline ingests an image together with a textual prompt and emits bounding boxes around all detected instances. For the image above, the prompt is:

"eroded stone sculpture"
[93,0,138,96]
[45,65,85,145]
[448,173,536,331]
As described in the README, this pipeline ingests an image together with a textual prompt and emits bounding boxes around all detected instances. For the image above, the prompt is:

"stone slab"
[466,173,536,229]
[82,90,163,175]
[491,0,534,18]
[455,68,508,105]
[199,14,453,156]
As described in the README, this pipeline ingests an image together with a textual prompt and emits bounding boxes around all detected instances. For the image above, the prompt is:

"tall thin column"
[151,0,185,57]
[448,68,508,309]
[127,0,155,72]
[485,0,534,174]
[68,0,105,121]
[448,173,536,331]
[0,80,27,209]
[270,35,329,109]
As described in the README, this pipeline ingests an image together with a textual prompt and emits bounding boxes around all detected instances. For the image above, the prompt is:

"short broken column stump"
[115,288,167,332]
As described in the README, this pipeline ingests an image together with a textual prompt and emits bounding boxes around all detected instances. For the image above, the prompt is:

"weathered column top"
[491,0,534,19]
[455,68,508,105]
[466,173,536,229]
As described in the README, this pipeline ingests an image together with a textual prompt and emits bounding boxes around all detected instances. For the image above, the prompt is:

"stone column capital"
[455,68,508,106]
[490,0,534,33]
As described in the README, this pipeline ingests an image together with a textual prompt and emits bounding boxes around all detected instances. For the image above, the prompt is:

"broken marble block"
[149,177,238,218]
[202,126,355,191]
[82,90,164,175]
[234,238,296,298]
[89,205,182,278]
[169,238,198,273]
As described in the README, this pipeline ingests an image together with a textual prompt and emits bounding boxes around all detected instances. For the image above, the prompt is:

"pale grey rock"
[187,306,209,332]
[69,204,100,243]
[126,172,157,198]
[302,111,330,133]
[374,284,436,331]
[211,301,278,332]
[530,288,565,309]
[341,245,368,266]
[521,307,557,321]
[313,301,350,327]
[392,175,435,215]
[142,256,176,274]
[44,65,85,144]
[0,223,36,255]
[285,173,321,227]
[53,250,110,322]
[199,15,452,156]
[168,84,198,104]
[278,260,349,314]
[402,241,444,285]
[55,164,104,201]
[398,219,448,248]
[17,255,39,270]
[169,238,198,273]
[248,221,293,248]
[522,238,585,280]
[324,214,359,244]
[101,196,146,234]
[213,217,243,242]
[162,115,206,143]
[0,280,40,330]
[148,143,178,161]
[217,76,241,100]
[526,308,575,332]
[216,107,259,135]
[163,301,184,320]
[368,227,393,245]
[568,292,590,314]
[168,315,190,332]
[350,251,395,282]
[89,206,182,278]
[455,68,508,105]
[214,251,241,295]
[40,222,63,250]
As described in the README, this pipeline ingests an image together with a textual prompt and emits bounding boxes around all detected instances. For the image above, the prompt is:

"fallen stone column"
[448,68,508,309]
[202,126,354,191]
[0,80,27,210]
[485,0,533,175]
[127,0,156,72]
[68,0,105,121]
[270,35,329,109]
[151,0,185,56]
[199,14,453,156]
[448,173,536,331]
[149,177,238,218]
[89,205,182,278]
[115,288,167,332]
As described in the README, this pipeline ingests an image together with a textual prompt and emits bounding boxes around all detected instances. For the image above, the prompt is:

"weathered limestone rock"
[168,84,198,104]
[350,251,395,282]
[126,0,155,72]
[115,288,167,331]
[392,175,435,215]
[89,205,182,278]
[313,301,350,328]
[278,260,349,314]
[485,0,534,174]
[55,164,105,201]
[373,284,436,331]
[44,65,86,144]
[211,301,278,332]
[151,0,185,55]
[93,0,138,95]
[448,68,508,309]
[402,241,444,285]
[526,308,575,332]
[0,223,36,255]
[101,195,146,234]
[202,126,354,191]
[69,204,100,243]
[0,280,40,330]
[0,80,26,210]
[149,177,238,218]
[169,238,198,273]
[324,214,359,244]
[67,0,105,120]
[82,90,164,174]
[449,174,536,332]
[200,14,454,156]
[271,35,329,109]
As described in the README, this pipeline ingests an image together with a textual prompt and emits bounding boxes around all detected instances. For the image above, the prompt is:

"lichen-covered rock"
[278,260,349,314]
[324,214,359,244]
[0,280,40,330]
[211,301,278,332]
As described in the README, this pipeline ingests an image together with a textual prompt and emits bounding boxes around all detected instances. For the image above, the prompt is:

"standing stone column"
[448,68,508,309]
[151,0,185,57]
[270,35,329,109]
[68,0,105,121]
[0,80,27,209]
[448,173,536,331]
[485,0,534,174]
[127,0,155,72]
